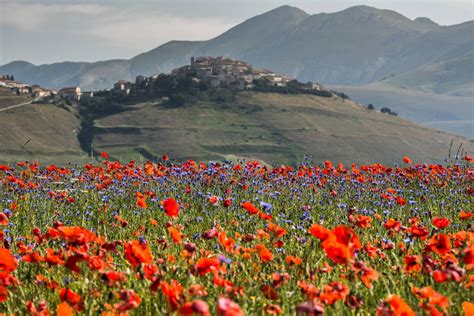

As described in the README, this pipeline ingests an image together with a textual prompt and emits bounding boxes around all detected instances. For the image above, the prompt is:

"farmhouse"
[113,80,132,94]
[58,86,82,101]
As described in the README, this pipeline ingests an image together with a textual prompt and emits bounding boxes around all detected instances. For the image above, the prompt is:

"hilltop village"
[0,56,329,103]
[0,75,84,100]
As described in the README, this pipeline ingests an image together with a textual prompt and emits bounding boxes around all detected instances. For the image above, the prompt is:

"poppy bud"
[184,242,197,253]
[32,227,42,236]
[202,229,218,239]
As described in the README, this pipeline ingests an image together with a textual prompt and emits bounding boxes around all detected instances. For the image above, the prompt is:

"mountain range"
[1,5,473,138]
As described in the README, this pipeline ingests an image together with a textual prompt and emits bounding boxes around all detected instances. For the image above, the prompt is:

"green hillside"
[0,93,88,164]
[83,91,473,165]
[1,90,472,165]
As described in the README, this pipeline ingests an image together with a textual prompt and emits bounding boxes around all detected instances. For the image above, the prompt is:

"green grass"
[90,91,473,166]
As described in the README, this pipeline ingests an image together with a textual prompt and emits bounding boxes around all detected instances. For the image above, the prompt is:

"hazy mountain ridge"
[379,51,474,96]
[2,5,471,92]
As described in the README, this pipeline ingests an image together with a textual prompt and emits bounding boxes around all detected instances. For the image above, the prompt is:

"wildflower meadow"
[0,154,473,315]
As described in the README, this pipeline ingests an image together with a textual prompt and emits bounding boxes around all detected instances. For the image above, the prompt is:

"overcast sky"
[1,0,472,65]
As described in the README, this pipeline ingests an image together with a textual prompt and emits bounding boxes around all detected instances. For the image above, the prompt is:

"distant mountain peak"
[340,5,410,20]
[414,17,439,26]
[266,5,309,16]
[3,60,35,67]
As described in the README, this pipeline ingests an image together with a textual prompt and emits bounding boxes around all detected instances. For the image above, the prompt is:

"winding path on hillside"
[0,97,40,112]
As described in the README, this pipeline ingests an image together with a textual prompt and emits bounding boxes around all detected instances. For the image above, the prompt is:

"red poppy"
[354,263,379,289]
[179,300,210,316]
[100,151,109,159]
[0,213,8,226]
[463,244,474,270]
[196,257,220,275]
[463,302,474,316]
[403,255,421,273]
[59,288,81,305]
[285,255,302,266]
[163,197,180,218]
[432,217,450,229]
[137,197,148,209]
[218,232,236,253]
[355,215,372,229]
[331,225,362,251]
[217,297,244,316]
[309,224,361,264]
[102,271,127,286]
[114,289,141,311]
[265,304,283,314]
[396,196,406,206]
[255,244,273,262]
[409,224,429,240]
[429,233,451,255]
[56,226,97,245]
[411,286,449,314]
[208,196,219,205]
[384,218,401,232]
[308,224,332,241]
[161,280,183,311]
[378,294,415,316]
[202,228,218,239]
[124,240,153,268]
[167,226,182,244]
[0,248,18,272]
[322,241,352,264]
[57,302,73,316]
[261,284,279,300]
[268,222,287,237]
[87,256,107,271]
[403,156,412,164]
[459,211,472,220]
[242,201,259,215]
[0,285,8,303]
[320,282,350,305]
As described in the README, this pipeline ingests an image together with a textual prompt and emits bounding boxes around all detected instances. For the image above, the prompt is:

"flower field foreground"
[0,156,473,315]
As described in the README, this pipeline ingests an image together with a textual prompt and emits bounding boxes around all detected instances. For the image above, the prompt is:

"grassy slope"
[0,94,88,164]
[91,92,473,166]
[377,52,474,97]
[0,89,32,109]
[331,84,474,139]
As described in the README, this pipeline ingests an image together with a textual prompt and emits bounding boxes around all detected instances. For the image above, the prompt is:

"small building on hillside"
[32,85,52,97]
[12,86,31,95]
[135,75,146,85]
[82,91,94,98]
[58,86,82,101]
[113,80,131,94]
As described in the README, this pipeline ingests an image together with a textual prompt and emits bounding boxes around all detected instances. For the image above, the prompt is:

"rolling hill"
[331,83,474,139]
[375,52,474,97]
[0,92,87,164]
[1,90,472,165]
